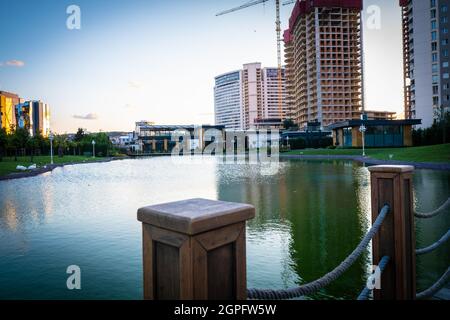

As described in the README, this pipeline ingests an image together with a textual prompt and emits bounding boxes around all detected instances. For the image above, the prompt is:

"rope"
[247,205,390,300]
[414,198,450,219]
[357,256,390,300]
[416,266,450,300]
[416,229,450,256]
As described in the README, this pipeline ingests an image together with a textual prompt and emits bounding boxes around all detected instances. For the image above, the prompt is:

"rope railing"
[247,205,390,300]
[414,198,450,219]
[416,229,450,256]
[416,266,450,300]
[356,256,390,301]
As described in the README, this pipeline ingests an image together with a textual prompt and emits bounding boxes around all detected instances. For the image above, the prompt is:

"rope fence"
[414,198,450,219]
[357,256,390,301]
[416,266,450,300]
[247,205,390,300]
[416,229,450,256]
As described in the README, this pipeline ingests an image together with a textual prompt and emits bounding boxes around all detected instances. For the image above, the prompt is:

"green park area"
[286,144,450,163]
[0,155,108,177]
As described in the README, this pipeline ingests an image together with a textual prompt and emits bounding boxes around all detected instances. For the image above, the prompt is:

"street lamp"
[49,132,54,165]
[92,140,96,158]
[359,125,367,157]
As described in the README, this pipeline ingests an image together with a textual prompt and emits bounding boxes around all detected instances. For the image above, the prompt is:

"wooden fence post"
[137,198,255,300]
[369,165,416,300]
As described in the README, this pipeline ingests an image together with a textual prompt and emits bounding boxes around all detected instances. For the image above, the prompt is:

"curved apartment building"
[214,63,287,130]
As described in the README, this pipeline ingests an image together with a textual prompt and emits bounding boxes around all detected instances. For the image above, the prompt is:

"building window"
[443,28,449,34]
[432,42,438,51]
[443,73,450,79]
[433,74,439,83]
[433,63,438,72]
[431,0,436,8]
[432,9,437,18]
[432,52,438,62]
[432,31,437,40]
[433,96,440,106]
[443,17,449,24]
[442,5,448,13]
[443,39,449,46]
[433,85,439,94]
[432,20,437,30]
[444,61,449,68]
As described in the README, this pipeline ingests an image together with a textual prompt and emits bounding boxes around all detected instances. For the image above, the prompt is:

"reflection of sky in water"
[0,158,448,299]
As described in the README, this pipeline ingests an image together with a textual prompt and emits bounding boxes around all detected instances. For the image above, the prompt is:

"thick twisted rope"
[416,229,450,256]
[416,266,450,300]
[356,256,390,300]
[414,198,450,219]
[247,205,390,300]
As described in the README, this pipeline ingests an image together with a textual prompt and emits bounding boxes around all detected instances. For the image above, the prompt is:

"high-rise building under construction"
[284,0,364,130]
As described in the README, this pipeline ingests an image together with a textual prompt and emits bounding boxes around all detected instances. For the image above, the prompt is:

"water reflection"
[0,157,448,299]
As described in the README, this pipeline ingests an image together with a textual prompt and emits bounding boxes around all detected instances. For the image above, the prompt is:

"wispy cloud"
[5,60,25,67]
[73,113,99,120]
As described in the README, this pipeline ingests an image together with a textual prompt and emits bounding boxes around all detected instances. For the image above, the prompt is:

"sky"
[0,0,404,133]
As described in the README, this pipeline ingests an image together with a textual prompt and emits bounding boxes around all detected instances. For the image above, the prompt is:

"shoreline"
[0,154,449,182]
[280,154,450,171]
[0,157,126,182]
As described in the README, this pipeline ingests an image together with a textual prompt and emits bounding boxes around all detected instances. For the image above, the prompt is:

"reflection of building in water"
[3,200,18,231]
[216,160,368,298]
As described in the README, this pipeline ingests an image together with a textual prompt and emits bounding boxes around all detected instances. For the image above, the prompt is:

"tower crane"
[216,0,295,122]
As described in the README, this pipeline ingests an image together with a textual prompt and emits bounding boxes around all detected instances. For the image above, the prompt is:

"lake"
[0,157,449,299]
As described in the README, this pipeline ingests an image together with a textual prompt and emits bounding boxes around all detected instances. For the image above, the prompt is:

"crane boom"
[216,0,270,16]
[216,0,295,121]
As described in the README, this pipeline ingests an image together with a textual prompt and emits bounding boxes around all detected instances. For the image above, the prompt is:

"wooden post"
[137,198,255,300]
[369,165,416,300]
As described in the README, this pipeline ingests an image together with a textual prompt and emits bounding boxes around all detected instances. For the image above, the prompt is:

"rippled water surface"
[0,157,448,299]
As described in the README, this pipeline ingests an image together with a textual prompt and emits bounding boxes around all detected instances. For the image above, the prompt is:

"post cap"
[137,198,255,235]
[368,165,414,173]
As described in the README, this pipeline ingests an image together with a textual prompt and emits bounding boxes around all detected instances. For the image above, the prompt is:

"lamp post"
[286,136,290,149]
[359,125,367,157]
[92,140,96,158]
[49,132,54,165]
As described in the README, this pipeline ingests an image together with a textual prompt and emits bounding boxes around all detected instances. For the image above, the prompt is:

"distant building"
[214,63,288,130]
[214,71,243,130]
[135,123,225,153]
[0,91,51,136]
[15,100,51,137]
[284,0,363,130]
[364,110,397,121]
[400,0,450,128]
[330,119,421,148]
[0,91,19,133]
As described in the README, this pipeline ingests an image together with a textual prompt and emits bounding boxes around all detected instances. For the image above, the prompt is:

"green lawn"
[0,155,107,177]
[286,144,450,163]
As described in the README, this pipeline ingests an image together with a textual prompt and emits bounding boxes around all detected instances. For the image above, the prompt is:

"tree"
[0,128,7,162]
[11,128,30,161]
[26,136,39,162]
[55,134,68,158]
[283,119,298,131]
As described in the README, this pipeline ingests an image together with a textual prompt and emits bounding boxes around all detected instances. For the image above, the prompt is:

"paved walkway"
[280,154,450,171]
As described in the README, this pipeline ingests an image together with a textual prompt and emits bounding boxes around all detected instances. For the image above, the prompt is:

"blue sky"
[0,0,403,133]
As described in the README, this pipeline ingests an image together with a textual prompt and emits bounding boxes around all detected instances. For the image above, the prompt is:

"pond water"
[0,157,449,299]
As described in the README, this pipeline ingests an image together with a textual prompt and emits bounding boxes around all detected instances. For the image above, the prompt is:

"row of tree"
[0,127,114,162]
[413,110,450,146]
